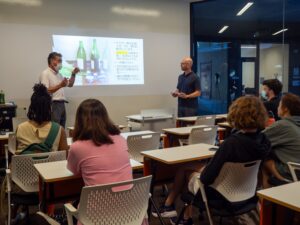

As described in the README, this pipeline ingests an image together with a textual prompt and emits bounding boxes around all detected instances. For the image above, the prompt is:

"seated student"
[262,93,300,186]
[67,98,132,186]
[154,96,271,225]
[262,79,283,121]
[16,83,67,154]
[67,99,148,225]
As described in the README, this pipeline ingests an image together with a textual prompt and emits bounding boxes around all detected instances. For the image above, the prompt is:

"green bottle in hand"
[90,39,100,74]
[0,90,5,104]
[77,40,86,71]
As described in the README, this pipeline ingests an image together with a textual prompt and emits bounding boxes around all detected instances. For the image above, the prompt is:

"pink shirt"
[67,135,132,186]
[67,135,148,225]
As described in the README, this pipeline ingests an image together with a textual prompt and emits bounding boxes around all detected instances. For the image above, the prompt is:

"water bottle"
[0,90,5,104]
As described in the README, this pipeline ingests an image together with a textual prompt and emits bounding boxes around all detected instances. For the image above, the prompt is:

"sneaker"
[152,204,177,218]
[170,217,194,225]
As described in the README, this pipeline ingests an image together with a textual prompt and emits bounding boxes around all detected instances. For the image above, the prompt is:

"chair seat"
[11,193,39,205]
[181,192,258,217]
[209,200,257,217]
[268,176,289,186]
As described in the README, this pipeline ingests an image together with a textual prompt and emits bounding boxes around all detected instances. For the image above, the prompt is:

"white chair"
[178,160,261,225]
[287,162,300,182]
[127,133,161,162]
[6,151,67,225]
[195,115,216,126]
[179,126,217,146]
[65,176,152,225]
[8,132,17,155]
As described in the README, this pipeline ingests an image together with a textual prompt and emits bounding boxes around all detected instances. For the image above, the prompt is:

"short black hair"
[27,83,52,124]
[262,79,283,96]
[47,52,62,65]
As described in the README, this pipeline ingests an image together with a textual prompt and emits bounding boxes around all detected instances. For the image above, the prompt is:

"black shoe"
[152,204,177,218]
[170,217,194,225]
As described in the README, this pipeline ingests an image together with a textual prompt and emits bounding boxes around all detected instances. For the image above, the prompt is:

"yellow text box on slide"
[116,50,128,55]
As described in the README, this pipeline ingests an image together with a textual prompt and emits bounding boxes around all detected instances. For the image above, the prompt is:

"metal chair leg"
[175,203,189,225]
[150,196,166,225]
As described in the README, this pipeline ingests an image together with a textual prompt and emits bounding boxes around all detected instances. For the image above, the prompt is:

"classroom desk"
[126,114,175,132]
[66,131,166,148]
[162,125,225,147]
[176,114,227,127]
[67,125,126,137]
[121,130,155,139]
[141,143,216,214]
[34,159,144,212]
[257,182,300,225]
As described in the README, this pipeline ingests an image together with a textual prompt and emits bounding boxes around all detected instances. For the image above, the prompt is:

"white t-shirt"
[39,67,66,101]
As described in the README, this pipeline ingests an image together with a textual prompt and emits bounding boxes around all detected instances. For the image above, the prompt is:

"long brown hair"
[73,99,120,146]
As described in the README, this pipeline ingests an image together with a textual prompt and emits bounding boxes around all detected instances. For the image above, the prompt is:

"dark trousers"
[178,106,198,127]
[51,101,66,128]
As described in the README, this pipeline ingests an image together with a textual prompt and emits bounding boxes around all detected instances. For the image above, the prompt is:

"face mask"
[261,90,267,99]
[55,63,62,72]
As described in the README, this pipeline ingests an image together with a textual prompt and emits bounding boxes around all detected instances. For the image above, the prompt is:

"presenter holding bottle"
[39,52,80,127]
[171,57,201,118]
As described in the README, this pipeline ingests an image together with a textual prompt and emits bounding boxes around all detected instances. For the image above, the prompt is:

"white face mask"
[261,90,267,99]
[55,63,62,72]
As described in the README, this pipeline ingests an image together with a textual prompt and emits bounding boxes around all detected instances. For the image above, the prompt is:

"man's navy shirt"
[176,71,200,109]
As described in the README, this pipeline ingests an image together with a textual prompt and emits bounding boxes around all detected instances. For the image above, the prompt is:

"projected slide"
[52,35,144,86]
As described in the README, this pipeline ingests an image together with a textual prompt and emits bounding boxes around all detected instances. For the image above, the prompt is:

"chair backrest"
[127,133,161,162]
[188,126,217,145]
[210,160,261,202]
[195,115,216,126]
[77,176,152,225]
[11,151,66,192]
[287,162,300,182]
[8,133,17,155]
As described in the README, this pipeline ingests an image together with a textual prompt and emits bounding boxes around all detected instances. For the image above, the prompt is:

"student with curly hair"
[16,83,68,154]
[154,96,271,225]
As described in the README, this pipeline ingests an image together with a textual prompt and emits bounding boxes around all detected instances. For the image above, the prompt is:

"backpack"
[20,122,60,155]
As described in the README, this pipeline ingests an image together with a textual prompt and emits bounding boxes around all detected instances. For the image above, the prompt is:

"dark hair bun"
[33,83,49,96]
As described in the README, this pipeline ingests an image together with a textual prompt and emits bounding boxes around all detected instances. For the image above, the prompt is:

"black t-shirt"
[176,71,200,108]
[264,96,281,121]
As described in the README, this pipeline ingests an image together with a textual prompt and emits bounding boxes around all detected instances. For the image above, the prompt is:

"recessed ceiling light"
[272,28,288,36]
[237,2,254,16]
[0,0,41,6]
[111,6,161,17]
[218,26,229,34]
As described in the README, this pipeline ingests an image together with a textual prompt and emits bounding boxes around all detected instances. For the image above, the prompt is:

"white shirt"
[39,67,66,101]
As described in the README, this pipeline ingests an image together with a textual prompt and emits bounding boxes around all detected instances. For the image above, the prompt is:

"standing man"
[171,57,201,118]
[39,52,80,127]
[262,79,283,121]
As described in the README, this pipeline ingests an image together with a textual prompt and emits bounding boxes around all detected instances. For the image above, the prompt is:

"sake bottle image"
[76,40,86,71]
[0,90,5,104]
[90,39,100,74]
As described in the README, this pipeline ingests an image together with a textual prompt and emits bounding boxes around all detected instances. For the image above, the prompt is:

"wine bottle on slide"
[76,40,86,71]
[90,39,100,74]
[0,90,5,104]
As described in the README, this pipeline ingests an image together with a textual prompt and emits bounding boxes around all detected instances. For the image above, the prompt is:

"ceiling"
[191,0,300,41]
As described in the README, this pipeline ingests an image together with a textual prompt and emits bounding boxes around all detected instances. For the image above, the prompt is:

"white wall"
[259,44,289,92]
[0,0,190,126]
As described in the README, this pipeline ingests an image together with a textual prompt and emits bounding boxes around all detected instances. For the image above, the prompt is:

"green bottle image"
[90,39,100,73]
[0,90,5,104]
[76,40,86,70]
